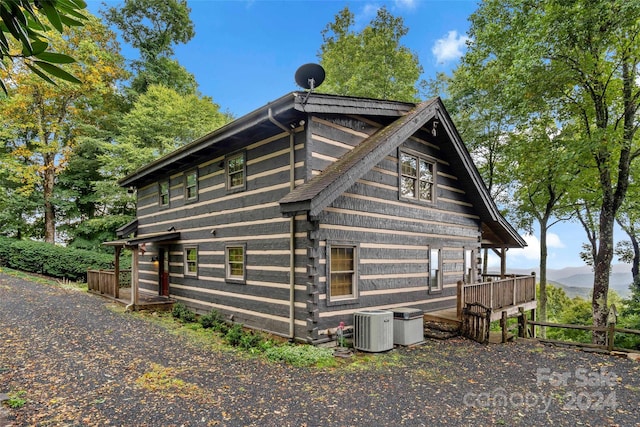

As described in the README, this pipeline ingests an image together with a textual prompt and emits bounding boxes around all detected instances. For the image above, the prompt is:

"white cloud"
[547,233,566,249]
[395,0,417,9]
[432,30,470,64]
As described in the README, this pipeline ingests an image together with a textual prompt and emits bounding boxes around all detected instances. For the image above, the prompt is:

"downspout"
[268,109,297,341]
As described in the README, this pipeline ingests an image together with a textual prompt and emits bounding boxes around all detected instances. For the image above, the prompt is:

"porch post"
[457,280,463,319]
[500,247,507,278]
[131,246,139,307]
[114,246,121,299]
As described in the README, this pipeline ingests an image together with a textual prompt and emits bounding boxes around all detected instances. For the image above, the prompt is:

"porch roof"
[103,231,180,247]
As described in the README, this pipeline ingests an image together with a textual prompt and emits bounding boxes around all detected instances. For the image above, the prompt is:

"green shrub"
[0,237,114,281]
[199,309,225,329]
[171,303,196,323]
[224,323,245,347]
[264,344,335,367]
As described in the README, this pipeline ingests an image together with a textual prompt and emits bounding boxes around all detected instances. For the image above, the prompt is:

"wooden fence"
[461,302,492,343]
[513,305,640,352]
[87,269,131,299]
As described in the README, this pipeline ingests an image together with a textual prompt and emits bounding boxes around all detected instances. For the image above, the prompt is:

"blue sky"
[86,0,612,271]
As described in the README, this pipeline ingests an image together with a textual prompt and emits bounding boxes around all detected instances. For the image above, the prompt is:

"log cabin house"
[103,92,530,344]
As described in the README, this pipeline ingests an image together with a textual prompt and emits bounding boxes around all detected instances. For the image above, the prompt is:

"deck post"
[457,280,463,319]
[501,310,508,343]
[131,247,139,307]
[518,307,526,338]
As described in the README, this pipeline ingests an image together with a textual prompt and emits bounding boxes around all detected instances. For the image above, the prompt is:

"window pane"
[401,153,416,177]
[419,160,432,181]
[330,246,355,298]
[430,249,440,291]
[419,180,432,201]
[187,173,196,187]
[227,246,245,279]
[160,182,169,205]
[401,177,416,198]
[228,154,245,188]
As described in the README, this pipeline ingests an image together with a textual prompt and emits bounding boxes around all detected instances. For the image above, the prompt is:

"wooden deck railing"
[87,269,131,299]
[457,274,536,319]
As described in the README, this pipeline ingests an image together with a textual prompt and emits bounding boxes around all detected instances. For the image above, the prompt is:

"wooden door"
[160,248,170,296]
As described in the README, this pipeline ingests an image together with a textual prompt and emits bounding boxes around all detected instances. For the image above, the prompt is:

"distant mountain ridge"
[495,264,634,298]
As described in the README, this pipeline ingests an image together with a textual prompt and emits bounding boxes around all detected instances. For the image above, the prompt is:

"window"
[185,170,198,201]
[328,244,358,302]
[226,152,245,191]
[400,152,434,202]
[159,181,169,206]
[184,247,198,276]
[430,248,441,292]
[464,248,474,283]
[226,244,246,283]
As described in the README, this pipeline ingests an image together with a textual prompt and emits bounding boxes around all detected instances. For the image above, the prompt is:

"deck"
[87,269,174,311]
[426,274,537,321]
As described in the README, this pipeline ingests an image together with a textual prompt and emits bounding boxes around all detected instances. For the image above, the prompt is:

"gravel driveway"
[1,272,639,426]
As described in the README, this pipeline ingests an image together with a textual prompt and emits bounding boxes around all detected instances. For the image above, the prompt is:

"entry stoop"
[423,309,461,340]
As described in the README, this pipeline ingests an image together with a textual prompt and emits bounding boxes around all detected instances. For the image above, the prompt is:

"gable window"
[226,244,246,283]
[185,170,198,201]
[226,152,245,191]
[184,246,198,276]
[429,248,441,293]
[400,152,434,202]
[328,244,358,302]
[159,181,169,206]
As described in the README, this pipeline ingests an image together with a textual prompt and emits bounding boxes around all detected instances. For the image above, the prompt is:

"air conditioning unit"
[353,310,393,352]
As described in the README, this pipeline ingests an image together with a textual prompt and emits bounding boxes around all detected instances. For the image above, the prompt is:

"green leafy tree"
[0,14,127,242]
[105,84,232,178]
[462,0,640,344]
[102,0,196,95]
[0,0,87,92]
[318,6,423,102]
[506,119,579,336]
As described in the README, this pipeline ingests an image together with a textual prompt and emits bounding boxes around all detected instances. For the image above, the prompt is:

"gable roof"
[279,98,439,216]
[279,97,525,249]
[118,91,524,249]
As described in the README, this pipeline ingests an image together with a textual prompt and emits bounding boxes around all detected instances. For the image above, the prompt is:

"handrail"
[457,274,536,317]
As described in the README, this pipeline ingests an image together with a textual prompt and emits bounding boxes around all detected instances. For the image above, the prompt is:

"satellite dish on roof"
[295,63,325,90]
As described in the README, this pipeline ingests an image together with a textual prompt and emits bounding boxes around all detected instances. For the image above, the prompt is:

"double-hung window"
[400,152,434,202]
[185,170,198,201]
[159,181,169,206]
[226,244,246,283]
[328,244,358,302]
[226,152,245,191]
[184,247,198,277]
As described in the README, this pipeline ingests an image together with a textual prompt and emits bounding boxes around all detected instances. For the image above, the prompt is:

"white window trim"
[225,243,246,284]
[185,170,198,201]
[226,151,246,192]
[327,242,359,305]
[184,246,198,277]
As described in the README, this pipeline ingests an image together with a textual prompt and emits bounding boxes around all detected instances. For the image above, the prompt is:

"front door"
[159,247,170,296]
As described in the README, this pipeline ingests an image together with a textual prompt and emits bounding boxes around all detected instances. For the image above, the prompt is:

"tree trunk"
[592,206,615,344]
[539,221,548,338]
[43,155,56,244]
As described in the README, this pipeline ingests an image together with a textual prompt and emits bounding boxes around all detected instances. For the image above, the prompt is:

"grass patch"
[264,344,336,368]
[0,266,87,291]
[5,390,27,409]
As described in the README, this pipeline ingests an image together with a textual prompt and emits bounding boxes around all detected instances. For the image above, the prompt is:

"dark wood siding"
[134,129,311,339]
[305,116,482,342]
